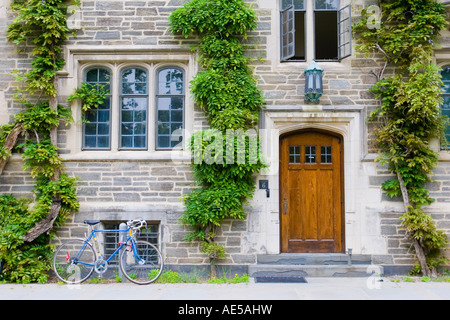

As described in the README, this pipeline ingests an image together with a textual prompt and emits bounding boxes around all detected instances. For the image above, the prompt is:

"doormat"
[254,276,307,283]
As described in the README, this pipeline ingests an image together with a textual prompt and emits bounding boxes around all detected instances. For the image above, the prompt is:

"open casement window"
[280,0,351,61]
[337,5,352,60]
[280,1,296,61]
[281,0,305,61]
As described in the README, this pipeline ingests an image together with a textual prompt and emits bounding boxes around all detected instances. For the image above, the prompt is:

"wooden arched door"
[280,130,344,253]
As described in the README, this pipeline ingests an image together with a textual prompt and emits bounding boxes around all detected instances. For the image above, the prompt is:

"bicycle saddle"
[84,220,101,225]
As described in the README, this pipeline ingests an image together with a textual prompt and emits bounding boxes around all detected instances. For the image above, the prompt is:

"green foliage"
[0,124,17,159]
[191,69,263,131]
[34,174,80,216]
[201,242,226,260]
[0,195,53,284]
[170,0,265,265]
[182,183,248,229]
[169,0,257,38]
[67,82,108,113]
[21,139,62,178]
[152,269,199,283]
[15,102,73,135]
[353,0,447,68]
[208,273,249,284]
[0,0,79,283]
[7,0,76,96]
[400,207,448,254]
[354,0,449,271]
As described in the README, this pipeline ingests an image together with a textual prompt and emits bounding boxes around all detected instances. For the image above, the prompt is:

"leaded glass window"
[321,146,332,163]
[120,68,148,150]
[441,66,450,148]
[156,67,185,149]
[83,68,111,150]
[305,145,316,163]
[289,146,301,163]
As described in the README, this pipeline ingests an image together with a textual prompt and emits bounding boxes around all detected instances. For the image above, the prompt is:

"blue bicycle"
[53,218,163,285]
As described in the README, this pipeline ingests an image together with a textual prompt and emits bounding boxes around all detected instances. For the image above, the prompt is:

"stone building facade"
[1,0,450,275]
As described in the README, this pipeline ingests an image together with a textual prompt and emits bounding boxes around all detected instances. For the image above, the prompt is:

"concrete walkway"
[1,277,449,300]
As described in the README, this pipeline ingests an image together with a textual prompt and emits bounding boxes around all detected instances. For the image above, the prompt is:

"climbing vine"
[0,0,79,283]
[354,0,449,276]
[169,0,266,275]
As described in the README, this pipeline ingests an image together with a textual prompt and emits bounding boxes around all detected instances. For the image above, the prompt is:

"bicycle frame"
[72,227,144,268]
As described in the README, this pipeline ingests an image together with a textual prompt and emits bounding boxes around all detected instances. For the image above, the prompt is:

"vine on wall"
[354,0,449,276]
[0,0,79,283]
[169,0,266,275]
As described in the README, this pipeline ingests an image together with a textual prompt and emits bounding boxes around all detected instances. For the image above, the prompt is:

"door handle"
[283,199,288,215]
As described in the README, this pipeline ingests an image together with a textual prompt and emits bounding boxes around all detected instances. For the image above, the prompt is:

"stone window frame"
[81,63,186,152]
[64,54,194,162]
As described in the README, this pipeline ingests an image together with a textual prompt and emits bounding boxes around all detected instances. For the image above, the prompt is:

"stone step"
[250,254,379,282]
[249,264,378,280]
[256,253,372,266]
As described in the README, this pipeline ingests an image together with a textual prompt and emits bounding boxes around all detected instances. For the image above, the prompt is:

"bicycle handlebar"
[127,218,147,231]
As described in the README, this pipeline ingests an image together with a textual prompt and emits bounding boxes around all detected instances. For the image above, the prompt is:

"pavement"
[1,277,450,301]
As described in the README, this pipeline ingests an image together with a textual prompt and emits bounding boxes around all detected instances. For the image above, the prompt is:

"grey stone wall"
[0,0,449,271]
[66,0,191,46]
[370,162,450,262]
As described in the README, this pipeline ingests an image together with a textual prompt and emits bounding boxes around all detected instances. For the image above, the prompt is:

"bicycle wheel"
[53,239,96,284]
[119,240,163,285]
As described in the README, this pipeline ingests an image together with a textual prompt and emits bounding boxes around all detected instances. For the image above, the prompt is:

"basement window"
[103,222,159,265]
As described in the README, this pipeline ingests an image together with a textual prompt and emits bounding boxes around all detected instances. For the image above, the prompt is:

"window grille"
[103,222,159,265]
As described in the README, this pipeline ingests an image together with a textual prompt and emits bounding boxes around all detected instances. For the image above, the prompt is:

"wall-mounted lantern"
[304,60,323,103]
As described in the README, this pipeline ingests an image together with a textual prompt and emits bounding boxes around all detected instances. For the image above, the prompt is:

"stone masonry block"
[329,79,351,89]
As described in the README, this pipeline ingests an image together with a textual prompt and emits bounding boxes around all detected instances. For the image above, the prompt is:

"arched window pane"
[122,68,147,95]
[158,68,184,95]
[120,68,148,149]
[156,67,185,149]
[83,68,111,150]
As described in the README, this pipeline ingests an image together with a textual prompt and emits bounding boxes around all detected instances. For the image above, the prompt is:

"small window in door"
[321,146,332,163]
[289,145,301,163]
[305,145,316,163]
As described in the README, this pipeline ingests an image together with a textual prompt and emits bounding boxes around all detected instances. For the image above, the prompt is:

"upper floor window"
[82,65,185,152]
[83,68,112,150]
[120,67,148,150]
[281,0,351,62]
[156,67,185,150]
[441,66,450,147]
